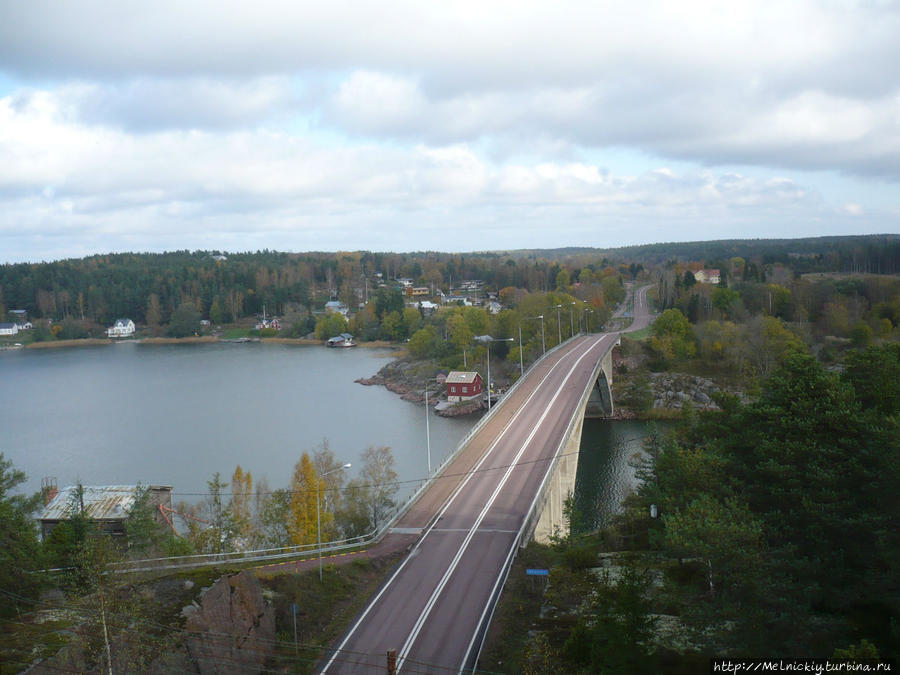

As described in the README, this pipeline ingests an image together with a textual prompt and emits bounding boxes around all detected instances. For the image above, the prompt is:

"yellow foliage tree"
[289,452,324,546]
[230,465,253,539]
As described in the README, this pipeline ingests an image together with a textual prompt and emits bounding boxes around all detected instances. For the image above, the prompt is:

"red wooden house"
[446,371,483,402]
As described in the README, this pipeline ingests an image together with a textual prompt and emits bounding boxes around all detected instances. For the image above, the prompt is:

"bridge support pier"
[531,408,584,544]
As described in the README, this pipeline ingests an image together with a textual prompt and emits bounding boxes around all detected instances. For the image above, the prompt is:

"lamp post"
[477,335,514,411]
[538,314,545,354]
[518,324,524,377]
[569,301,576,337]
[554,304,562,344]
[318,462,351,582]
[519,315,545,375]
[423,378,442,477]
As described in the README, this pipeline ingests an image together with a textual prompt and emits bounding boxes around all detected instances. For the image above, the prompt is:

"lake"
[1,341,662,526]
[573,418,672,531]
[0,342,473,503]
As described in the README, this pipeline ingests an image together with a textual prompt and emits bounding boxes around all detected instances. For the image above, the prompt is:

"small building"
[324,301,349,316]
[254,317,281,331]
[327,332,356,347]
[445,371,483,402]
[414,300,438,315]
[0,322,19,336]
[107,318,135,338]
[39,484,173,541]
[694,269,721,284]
[411,287,430,297]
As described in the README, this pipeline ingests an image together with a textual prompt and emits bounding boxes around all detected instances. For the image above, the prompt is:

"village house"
[106,318,135,337]
[255,317,281,331]
[445,371,483,402]
[324,300,349,316]
[0,322,19,336]
[415,300,438,315]
[694,269,721,284]
[39,484,173,541]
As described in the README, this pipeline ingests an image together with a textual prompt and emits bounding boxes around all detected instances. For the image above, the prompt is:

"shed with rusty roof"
[39,484,172,541]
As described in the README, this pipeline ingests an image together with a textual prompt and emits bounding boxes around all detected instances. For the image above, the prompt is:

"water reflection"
[572,419,672,532]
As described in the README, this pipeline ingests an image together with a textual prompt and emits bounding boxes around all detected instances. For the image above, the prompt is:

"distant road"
[320,287,654,674]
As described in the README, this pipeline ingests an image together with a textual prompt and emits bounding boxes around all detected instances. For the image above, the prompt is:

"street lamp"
[318,462,351,582]
[423,378,440,477]
[538,315,545,354]
[476,335,514,411]
[554,304,562,344]
[569,301,576,337]
[519,315,545,375]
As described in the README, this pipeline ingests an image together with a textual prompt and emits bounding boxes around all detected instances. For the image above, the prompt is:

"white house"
[0,322,19,336]
[324,301,349,316]
[416,300,438,315]
[107,318,135,338]
[694,269,721,285]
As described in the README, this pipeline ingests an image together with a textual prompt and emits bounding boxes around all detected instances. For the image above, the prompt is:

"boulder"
[184,571,275,675]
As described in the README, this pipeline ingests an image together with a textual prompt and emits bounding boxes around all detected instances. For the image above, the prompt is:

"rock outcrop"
[183,571,275,675]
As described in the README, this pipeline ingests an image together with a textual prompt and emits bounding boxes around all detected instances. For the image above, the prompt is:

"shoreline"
[16,336,406,350]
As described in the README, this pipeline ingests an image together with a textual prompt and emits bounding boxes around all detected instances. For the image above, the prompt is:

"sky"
[0,0,898,263]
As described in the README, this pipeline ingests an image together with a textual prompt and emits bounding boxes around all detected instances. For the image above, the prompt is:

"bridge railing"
[519,342,609,544]
[108,337,589,575]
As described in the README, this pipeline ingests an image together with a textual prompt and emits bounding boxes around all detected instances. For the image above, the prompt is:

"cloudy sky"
[1,1,898,263]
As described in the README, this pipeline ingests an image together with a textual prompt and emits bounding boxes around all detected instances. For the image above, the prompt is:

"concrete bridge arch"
[524,338,618,543]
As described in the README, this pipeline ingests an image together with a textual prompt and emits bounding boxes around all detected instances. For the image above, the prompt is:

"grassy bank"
[25,338,113,349]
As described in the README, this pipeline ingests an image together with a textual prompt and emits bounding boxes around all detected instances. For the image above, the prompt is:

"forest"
[2,234,899,671]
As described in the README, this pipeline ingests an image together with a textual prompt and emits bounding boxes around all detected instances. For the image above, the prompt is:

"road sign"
[526,568,549,576]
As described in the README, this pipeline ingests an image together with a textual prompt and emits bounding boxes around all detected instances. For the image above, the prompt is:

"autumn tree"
[230,465,253,543]
[289,452,321,546]
[339,446,399,535]
[315,312,348,340]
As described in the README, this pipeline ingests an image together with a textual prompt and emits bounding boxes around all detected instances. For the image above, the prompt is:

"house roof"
[40,485,171,522]
[446,371,481,384]
[114,318,133,326]
[0,322,17,329]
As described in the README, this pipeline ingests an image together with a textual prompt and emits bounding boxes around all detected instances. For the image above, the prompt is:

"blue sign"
[526,568,549,576]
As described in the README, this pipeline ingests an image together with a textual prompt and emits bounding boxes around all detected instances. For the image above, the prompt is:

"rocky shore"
[356,357,487,417]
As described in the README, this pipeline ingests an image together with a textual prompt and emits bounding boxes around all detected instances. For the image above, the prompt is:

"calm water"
[0,342,473,502]
[1,343,661,522]
[573,419,672,531]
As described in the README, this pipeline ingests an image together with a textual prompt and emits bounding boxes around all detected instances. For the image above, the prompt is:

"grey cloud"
[61,77,296,131]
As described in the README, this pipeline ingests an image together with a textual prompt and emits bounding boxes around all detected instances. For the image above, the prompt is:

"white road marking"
[319,337,596,674]
[398,336,609,672]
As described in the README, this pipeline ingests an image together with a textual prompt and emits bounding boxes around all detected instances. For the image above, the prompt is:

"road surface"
[321,286,653,674]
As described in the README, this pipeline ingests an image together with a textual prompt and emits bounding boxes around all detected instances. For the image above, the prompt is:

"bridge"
[321,285,653,674]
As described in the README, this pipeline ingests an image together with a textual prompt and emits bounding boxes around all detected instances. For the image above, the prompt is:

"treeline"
[649,256,900,378]
[523,345,900,673]
[626,345,900,660]
[0,249,640,328]
[611,234,900,274]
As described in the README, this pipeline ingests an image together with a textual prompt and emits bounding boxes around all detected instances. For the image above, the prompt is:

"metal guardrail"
[111,336,588,575]
[519,339,613,544]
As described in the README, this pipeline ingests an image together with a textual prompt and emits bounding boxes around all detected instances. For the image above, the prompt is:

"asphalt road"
[321,286,653,674]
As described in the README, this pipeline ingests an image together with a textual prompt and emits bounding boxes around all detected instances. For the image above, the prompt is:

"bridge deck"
[322,331,622,674]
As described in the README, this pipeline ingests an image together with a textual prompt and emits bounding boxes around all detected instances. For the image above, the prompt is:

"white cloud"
[0,1,898,261]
